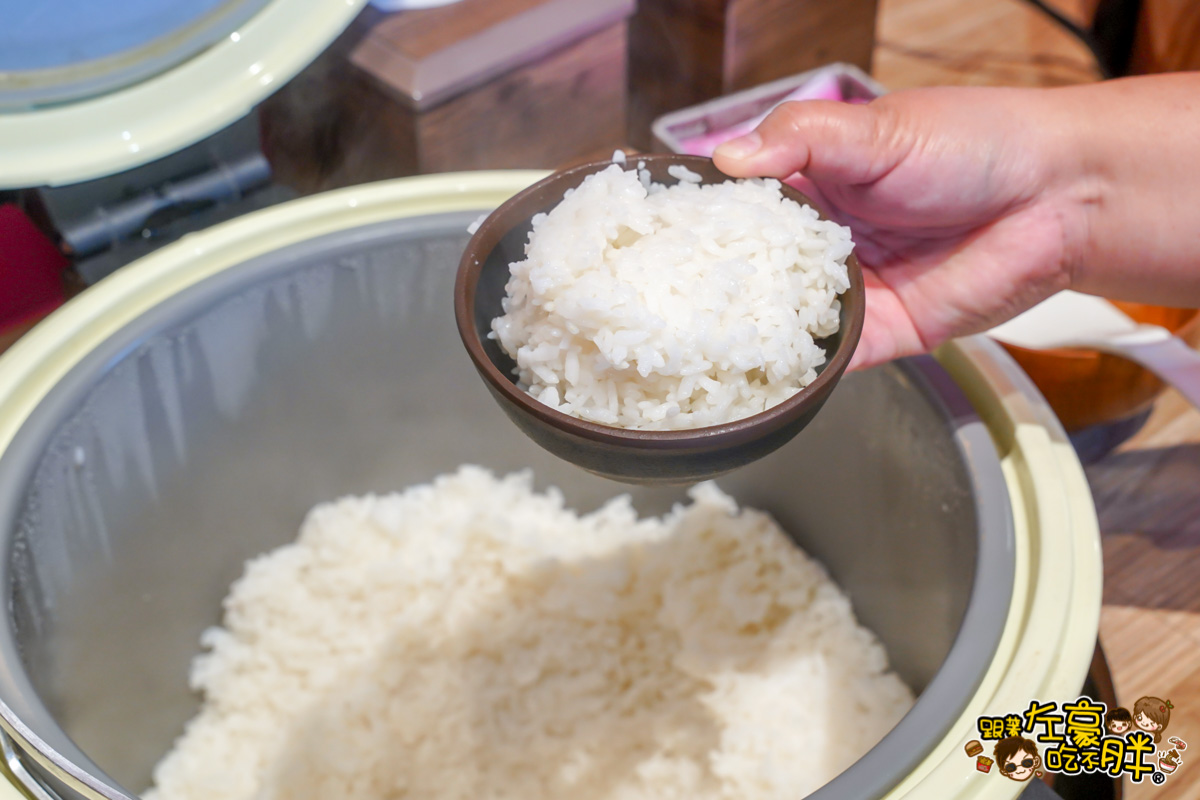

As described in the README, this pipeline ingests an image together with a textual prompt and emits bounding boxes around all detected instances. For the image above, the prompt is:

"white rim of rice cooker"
[0,0,365,189]
[0,172,1102,800]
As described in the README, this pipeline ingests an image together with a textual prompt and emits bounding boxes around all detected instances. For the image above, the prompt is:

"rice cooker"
[0,4,1100,798]
[0,171,1101,800]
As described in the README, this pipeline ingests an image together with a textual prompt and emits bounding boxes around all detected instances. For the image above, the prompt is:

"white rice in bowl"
[147,467,913,800]
[489,163,854,430]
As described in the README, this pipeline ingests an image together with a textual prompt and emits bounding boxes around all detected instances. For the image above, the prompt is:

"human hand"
[713,87,1087,370]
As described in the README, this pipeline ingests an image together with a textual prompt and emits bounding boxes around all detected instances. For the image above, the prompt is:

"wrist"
[1033,88,1108,295]
[1032,74,1200,305]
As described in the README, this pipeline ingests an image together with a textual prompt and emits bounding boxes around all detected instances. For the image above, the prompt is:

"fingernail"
[714,131,762,160]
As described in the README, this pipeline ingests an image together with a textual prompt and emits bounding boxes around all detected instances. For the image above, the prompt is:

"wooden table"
[1087,392,1200,799]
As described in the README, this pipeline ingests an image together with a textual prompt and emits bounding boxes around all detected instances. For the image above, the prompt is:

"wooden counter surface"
[1088,392,1200,799]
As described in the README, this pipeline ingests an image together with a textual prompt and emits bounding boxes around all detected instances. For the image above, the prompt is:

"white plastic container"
[651,63,887,155]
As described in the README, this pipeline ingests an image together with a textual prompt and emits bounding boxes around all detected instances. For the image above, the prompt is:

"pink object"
[0,204,68,336]
[677,72,865,157]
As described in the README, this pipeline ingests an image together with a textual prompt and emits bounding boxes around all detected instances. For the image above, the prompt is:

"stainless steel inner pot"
[0,211,1013,800]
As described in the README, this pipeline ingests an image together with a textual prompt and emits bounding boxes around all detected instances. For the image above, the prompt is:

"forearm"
[1047,74,1200,306]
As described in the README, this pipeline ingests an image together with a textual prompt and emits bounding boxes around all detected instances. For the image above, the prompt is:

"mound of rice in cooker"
[147,467,912,800]
[489,162,854,430]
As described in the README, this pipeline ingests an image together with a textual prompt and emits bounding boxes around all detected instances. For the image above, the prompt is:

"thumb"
[712,100,901,185]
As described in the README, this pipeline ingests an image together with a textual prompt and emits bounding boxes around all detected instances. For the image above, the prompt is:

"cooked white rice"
[489,164,854,430]
[147,467,912,800]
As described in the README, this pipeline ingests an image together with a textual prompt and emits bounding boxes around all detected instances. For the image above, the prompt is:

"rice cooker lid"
[0,0,366,188]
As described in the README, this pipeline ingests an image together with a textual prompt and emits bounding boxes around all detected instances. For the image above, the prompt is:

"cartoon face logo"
[1106,706,1133,735]
[1133,696,1173,743]
[994,736,1042,782]
[975,699,1182,784]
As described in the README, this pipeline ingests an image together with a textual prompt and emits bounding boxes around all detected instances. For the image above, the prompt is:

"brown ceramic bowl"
[454,154,865,485]
[998,302,1200,431]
